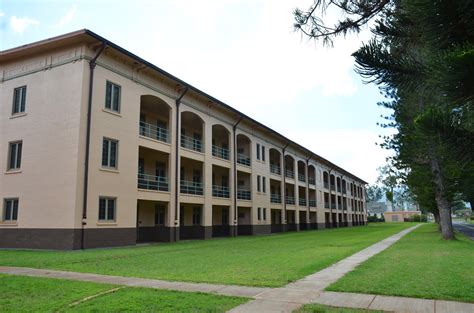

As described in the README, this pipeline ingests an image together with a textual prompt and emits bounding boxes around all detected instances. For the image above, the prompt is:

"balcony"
[309,199,316,207]
[324,182,329,189]
[139,121,169,143]
[298,174,306,182]
[237,153,251,166]
[299,198,307,206]
[308,178,316,185]
[324,202,329,209]
[212,185,230,198]
[138,173,169,191]
[270,194,282,203]
[270,164,281,175]
[285,169,295,179]
[285,196,295,205]
[342,188,346,194]
[343,203,348,210]
[237,189,251,200]
[181,135,203,152]
[212,145,229,160]
[180,180,203,195]
[330,184,336,190]
[331,203,337,209]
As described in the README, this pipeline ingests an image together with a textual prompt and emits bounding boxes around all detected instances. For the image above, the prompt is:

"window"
[263,208,267,221]
[257,175,261,192]
[262,177,266,193]
[155,205,165,225]
[256,143,260,160]
[257,207,261,221]
[98,197,116,221]
[102,138,118,168]
[105,81,121,112]
[7,141,22,170]
[222,208,229,225]
[192,207,201,225]
[3,199,18,221]
[262,146,265,162]
[12,86,27,115]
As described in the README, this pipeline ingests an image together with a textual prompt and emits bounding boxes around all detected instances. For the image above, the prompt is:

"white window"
[12,86,27,115]
[99,197,116,221]
[102,138,118,168]
[7,141,22,170]
[3,198,19,221]
[105,81,121,112]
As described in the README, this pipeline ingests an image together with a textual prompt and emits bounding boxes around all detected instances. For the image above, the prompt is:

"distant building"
[367,201,388,218]
[384,211,421,222]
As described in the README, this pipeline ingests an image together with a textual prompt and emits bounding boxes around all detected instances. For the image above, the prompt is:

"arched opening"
[336,177,341,192]
[212,124,230,160]
[236,134,251,166]
[323,171,329,189]
[269,148,281,175]
[330,174,336,190]
[139,95,171,143]
[297,160,306,182]
[308,165,316,185]
[181,111,204,152]
[284,155,295,179]
[341,179,347,194]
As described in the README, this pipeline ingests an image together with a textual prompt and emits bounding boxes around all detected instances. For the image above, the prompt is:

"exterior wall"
[0,34,368,249]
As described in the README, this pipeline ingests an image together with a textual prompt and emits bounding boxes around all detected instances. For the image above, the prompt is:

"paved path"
[453,221,474,240]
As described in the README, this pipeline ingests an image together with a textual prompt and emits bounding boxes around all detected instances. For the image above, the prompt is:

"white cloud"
[10,16,39,34]
[0,11,5,18]
[57,4,77,28]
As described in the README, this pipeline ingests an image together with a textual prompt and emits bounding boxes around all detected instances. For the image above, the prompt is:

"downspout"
[174,86,188,240]
[232,116,243,235]
[81,43,106,250]
[281,142,290,225]
[305,154,313,228]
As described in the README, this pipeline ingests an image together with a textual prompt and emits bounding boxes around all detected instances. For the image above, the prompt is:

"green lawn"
[0,223,413,287]
[0,274,247,312]
[296,304,383,313]
[327,224,474,302]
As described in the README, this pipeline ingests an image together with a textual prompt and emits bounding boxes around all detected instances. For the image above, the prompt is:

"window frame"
[262,146,265,162]
[7,141,22,171]
[262,177,266,193]
[256,143,260,160]
[105,81,121,113]
[12,86,27,115]
[257,175,261,192]
[98,197,116,222]
[101,137,119,169]
[3,198,19,222]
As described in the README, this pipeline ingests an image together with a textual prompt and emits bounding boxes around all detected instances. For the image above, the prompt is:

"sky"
[0,0,394,183]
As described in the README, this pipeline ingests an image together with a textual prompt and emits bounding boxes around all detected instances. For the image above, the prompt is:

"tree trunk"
[429,154,454,240]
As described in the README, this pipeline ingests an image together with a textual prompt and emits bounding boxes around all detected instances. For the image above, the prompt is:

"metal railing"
[237,189,251,200]
[285,169,295,179]
[270,164,281,175]
[181,134,203,152]
[212,185,230,198]
[285,196,295,205]
[309,199,317,207]
[343,203,348,210]
[270,194,282,203]
[298,174,306,182]
[299,198,307,206]
[212,145,229,160]
[324,202,329,209]
[138,173,169,191]
[180,180,203,195]
[324,182,329,189]
[331,203,337,209]
[139,121,169,143]
[330,184,336,190]
[337,186,341,192]
[342,188,346,194]
[237,153,251,166]
[308,177,316,185]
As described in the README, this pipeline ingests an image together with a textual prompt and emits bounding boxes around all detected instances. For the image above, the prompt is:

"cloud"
[10,16,39,34]
[57,4,77,28]
[0,11,4,18]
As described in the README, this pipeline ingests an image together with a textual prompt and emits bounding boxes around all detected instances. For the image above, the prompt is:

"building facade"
[0,30,367,250]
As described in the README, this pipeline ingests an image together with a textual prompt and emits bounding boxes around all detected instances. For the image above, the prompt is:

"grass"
[0,223,414,287]
[0,274,247,312]
[295,304,383,313]
[327,223,474,302]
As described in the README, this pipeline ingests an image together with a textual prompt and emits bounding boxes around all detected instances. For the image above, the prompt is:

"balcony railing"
[331,203,337,209]
[237,189,251,200]
[308,177,316,185]
[342,188,347,194]
[285,196,295,205]
[324,202,329,209]
[180,180,203,195]
[237,153,251,166]
[212,185,230,198]
[324,182,329,189]
[299,198,307,206]
[343,204,348,210]
[298,174,306,182]
[139,121,169,143]
[212,145,229,160]
[330,184,336,190]
[270,194,282,203]
[270,164,281,175]
[309,199,317,207]
[337,186,341,192]
[138,173,169,191]
[181,134,203,152]
[285,169,295,179]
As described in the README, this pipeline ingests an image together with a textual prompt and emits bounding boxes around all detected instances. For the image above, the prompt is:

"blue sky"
[0,0,393,183]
